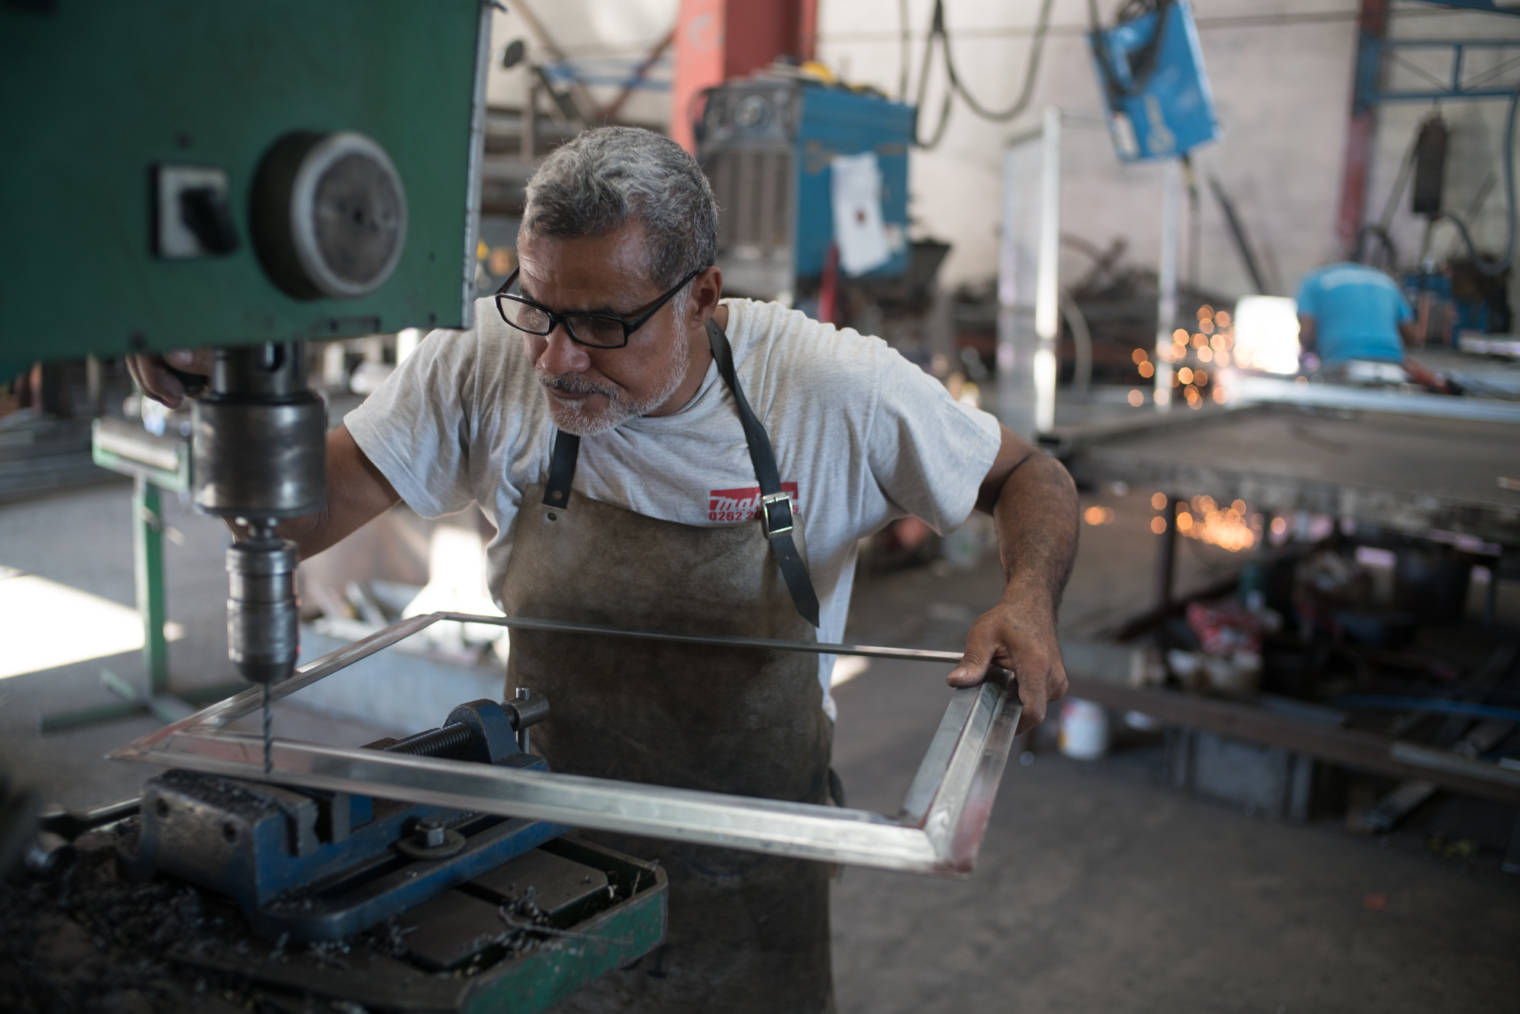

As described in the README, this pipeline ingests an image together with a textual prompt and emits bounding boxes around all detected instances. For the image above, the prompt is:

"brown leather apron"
[501,323,835,1013]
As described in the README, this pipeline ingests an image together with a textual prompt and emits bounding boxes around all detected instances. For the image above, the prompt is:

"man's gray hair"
[522,126,718,291]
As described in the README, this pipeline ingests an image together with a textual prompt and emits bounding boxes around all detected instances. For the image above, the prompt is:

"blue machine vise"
[1089,1,1219,162]
[121,698,567,941]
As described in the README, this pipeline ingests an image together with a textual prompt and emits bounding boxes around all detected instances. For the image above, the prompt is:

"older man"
[134,125,1077,1013]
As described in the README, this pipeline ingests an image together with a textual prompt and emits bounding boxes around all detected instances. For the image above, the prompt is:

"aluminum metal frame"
[110,611,1022,875]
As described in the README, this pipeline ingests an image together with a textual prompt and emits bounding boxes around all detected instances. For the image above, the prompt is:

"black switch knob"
[179,185,239,255]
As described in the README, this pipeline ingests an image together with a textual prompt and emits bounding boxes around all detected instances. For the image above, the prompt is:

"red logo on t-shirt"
[708,483,800,523]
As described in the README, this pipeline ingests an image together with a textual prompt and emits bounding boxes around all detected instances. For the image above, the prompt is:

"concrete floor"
[1,476,1517,1012]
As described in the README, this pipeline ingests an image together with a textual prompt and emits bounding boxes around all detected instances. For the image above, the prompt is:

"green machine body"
[0,0,491,379]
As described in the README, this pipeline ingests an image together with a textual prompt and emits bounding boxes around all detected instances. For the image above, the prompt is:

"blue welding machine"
[1089,1,1219,162]
[697,78,914,301]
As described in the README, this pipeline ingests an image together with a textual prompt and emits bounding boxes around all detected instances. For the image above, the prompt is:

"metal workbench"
[1044,392,1520,810]
[1048,398,1520,550]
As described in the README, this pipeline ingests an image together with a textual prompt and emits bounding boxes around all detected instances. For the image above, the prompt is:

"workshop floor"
[2,477,1517,1013]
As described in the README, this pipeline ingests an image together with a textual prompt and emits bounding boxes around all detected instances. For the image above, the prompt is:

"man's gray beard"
[538,334,691,436]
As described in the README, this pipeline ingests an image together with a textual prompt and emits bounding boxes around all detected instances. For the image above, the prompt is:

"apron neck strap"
[706,318,820,627]
[544,430,579,509]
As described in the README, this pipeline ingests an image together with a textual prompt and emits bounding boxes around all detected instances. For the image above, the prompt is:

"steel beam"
[1359,38,1520,103]
[1337,0,1390,255]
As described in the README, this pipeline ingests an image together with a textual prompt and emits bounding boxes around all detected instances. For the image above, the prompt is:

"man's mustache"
[539,373,616,399]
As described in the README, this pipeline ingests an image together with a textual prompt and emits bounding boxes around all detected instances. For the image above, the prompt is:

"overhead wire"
[911,0,1056,149]
[823,4,1482,44]
[898,0,911,103]
[911,4,956,148]
[941,0,1055,121]
[1088,0,1172,106]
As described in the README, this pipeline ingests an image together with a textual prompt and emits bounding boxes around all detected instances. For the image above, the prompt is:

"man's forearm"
[220,426,400,561]
[991,453,1079,611]
[948,447,1077,713]
[277,510,340,561]
[1298,315,1317,357]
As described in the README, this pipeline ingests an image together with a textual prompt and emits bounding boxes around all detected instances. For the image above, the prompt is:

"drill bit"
[262,683,272,777]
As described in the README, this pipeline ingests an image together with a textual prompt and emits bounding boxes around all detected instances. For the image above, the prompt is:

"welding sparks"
[1148,493,1261,552]
[1161,302,1251,406]
[1083,506,1116,526]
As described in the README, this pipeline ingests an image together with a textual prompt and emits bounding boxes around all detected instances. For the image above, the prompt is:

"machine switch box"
[154,164,237,259]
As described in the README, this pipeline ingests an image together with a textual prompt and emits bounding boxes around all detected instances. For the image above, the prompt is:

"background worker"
[132,126,1079,1013]
[1295,260,1453,392]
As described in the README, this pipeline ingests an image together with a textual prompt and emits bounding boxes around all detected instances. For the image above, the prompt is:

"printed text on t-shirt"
[708,483,801,523]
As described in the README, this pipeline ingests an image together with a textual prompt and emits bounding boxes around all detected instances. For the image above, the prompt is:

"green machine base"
[4,832,667,1013]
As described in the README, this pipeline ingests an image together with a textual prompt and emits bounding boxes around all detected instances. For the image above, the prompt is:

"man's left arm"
[946,425,1079,733]
[1297,314,1318,357]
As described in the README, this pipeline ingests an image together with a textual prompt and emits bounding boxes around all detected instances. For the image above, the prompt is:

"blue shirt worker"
[1295,261,1450,391]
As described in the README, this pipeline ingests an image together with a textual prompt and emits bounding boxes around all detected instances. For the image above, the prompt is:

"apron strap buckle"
[760,492,795,537]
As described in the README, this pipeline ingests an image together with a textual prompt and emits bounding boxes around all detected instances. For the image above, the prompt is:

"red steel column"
[668,0,815,152]
[1333,0,1390,257]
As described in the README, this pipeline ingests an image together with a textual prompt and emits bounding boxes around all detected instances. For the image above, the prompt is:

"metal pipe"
[1034,106,1061,434]
[1155,495,1180,617]
[1154,158,1180,407]
[138,609,1004,742]
[440,611,984,666]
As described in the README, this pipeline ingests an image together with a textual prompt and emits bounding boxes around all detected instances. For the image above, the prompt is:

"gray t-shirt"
[346,296,1003,717]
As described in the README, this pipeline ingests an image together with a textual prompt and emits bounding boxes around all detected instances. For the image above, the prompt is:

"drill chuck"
[226,537,300,685]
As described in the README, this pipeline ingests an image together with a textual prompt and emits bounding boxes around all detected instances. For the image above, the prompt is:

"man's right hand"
[126,349,215,409]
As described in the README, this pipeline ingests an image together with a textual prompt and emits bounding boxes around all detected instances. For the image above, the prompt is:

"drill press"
[1,0,490,736]
[3,7,674,1007]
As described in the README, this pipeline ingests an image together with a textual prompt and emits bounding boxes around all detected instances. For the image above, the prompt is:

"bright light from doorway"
[0,570,184,679]
[1231,295,1301,375]
[831,655,870,688]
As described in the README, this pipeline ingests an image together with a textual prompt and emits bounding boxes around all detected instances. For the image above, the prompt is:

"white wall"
[810,0,1518,309]
[478,2,1517,312]
[485,1,678,128]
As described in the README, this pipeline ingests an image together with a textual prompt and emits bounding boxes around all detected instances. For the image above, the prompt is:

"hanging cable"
[898,0,911,103]
[940,0,1055,121]
[1088,0,1174,108]
[1181,153,1200,287]
[911,0,1056,149]
[1354,223,1400,271]
[911,2,955,148]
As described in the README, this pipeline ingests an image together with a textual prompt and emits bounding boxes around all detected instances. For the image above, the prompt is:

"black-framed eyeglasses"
[494,266,705,349]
